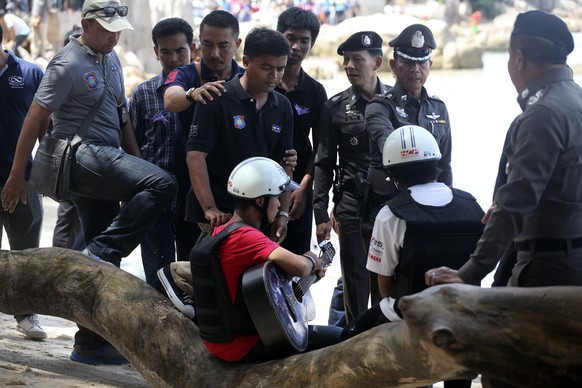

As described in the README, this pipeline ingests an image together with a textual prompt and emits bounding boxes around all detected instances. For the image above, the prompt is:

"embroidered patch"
[294,103,310,116]
[396,107,408,118]
[233,115,245,129]
[84,72,99,90]
[272,124,282,133]
[189,124,198,137]
[8,76,24,88]
[165,70,177,84]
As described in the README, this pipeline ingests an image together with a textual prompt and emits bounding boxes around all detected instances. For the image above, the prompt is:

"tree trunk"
[1,248,581,387]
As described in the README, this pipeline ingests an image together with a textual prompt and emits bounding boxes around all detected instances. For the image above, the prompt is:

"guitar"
[241,240,335,357]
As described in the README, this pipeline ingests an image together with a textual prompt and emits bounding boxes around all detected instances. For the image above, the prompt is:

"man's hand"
[330,210,339,235]
[283,149,297,171]
[192,80,226,104]
[204,207,231,227]
[270,215,288,244]
[316,221,331,243]
[1,175,27,213]
[482,202,496,224]
[425,266,465,286]
[288,186,307,221]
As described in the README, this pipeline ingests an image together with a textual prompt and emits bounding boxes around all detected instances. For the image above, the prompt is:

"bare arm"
[2,101,51,212]
[121,117,141,157]
[187,150,231,226]
[164,85,192,113]
[164,81,227,112]
[378,274,394,299]
[267,247,324,279]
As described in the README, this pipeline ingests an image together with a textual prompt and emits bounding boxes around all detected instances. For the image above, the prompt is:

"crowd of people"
[1,0,581,386]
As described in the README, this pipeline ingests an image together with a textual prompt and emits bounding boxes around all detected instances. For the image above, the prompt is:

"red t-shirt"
[203,223,279,361]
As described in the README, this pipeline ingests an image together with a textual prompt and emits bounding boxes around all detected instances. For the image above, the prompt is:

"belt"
[515,237,582,252]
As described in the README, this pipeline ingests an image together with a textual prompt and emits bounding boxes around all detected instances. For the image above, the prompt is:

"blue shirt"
[164,58,244,134]
[0,50,44,184]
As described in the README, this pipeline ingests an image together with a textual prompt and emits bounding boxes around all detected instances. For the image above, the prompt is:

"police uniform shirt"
[366,182,453,276]
[34,36,125,147]
[0,50,43,184]
[187,74,294,219]
[366,82,453,186]
[313,80,390,224]
[274,67,327,180]
[459,67,582,285]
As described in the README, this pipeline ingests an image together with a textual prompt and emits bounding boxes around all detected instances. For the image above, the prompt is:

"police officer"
[313,31,390,323]
[428,11,582,288]
[428,10,582,387]
[363,24,453,251]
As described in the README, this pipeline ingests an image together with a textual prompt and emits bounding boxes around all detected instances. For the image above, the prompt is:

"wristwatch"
[276,211,289,218]
[185,87,196,102]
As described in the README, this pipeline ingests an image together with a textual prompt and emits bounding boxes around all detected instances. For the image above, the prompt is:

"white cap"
[82,0,133,32]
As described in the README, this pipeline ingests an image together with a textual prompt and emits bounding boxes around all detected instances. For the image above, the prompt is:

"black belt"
[515,237,582,252]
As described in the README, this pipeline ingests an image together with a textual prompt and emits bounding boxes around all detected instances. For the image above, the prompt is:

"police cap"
[389,24,436,62]
[511,10,574,56]
[337,31,383,55]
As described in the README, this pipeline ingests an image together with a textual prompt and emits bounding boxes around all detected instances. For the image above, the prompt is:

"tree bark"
[1,248,581,387]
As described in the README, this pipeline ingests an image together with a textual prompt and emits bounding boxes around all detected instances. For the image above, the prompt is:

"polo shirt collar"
[231,73,279,108]
[200,58,241,82]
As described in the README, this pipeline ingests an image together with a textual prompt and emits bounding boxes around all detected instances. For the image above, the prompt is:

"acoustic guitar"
[241,240,335,357]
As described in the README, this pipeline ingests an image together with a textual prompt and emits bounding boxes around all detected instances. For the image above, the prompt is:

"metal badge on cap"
[411,31,425,48]
[362,34,372,47]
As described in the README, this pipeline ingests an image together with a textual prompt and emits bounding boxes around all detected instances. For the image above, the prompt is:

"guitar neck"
[294,244,335,298]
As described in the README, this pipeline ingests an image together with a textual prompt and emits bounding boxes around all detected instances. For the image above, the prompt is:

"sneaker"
[157,265,196,319]
[16,314,47,341]
[70,344,128,365]
[82,248,114,266]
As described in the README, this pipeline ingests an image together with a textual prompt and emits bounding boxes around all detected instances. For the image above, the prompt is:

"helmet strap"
[251,196,271,226]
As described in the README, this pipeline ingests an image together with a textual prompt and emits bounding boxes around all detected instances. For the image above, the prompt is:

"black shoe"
[157,265,196,319]
[70,345,128,365]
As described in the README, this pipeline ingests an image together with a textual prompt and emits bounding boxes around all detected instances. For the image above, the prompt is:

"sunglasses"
[85,5,129,18]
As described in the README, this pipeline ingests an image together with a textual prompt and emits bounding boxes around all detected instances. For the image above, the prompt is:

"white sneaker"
[16,314,47,340]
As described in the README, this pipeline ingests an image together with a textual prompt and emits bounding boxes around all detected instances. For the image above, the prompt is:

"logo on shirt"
[294,103,310,116]
[396,107,408,118]
[8,76,24,88]
[271,124,281,133]
[83,72,99,90]
[189,124,198,137]
[165,70,178,84]
[233,115,246,129]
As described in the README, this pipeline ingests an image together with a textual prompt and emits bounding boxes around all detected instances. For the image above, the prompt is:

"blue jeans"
[71,143,177,265]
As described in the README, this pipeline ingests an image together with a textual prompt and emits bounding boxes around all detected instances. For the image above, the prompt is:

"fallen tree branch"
[1,248,580,387]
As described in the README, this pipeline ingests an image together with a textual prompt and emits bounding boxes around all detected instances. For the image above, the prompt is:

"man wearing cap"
[428,10,582,387]
[364,24,452,251]
[314,31,390,323]
[429,11,582,283]
[2,0,177,365]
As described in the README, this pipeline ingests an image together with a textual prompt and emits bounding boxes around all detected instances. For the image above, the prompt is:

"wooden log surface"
[1,248,581,387]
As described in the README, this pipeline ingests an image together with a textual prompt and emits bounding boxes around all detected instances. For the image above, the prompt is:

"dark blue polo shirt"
[186,74,294,222]
[0,51,44,185]
[164,58,244,134]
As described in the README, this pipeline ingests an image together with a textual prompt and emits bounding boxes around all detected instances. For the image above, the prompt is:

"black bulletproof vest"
[388,188,485,298]
[189,221,256,343]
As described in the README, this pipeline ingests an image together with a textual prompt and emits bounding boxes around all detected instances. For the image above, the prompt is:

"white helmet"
[227,157,299,199]
[382,125,441,167]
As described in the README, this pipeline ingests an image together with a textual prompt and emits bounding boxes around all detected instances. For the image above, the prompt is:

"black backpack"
[189,221,256,343]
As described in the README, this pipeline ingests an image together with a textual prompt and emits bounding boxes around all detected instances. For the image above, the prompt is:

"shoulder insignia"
[528,89,544,106]
[429,94,443,101]
[396,107,408,118]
